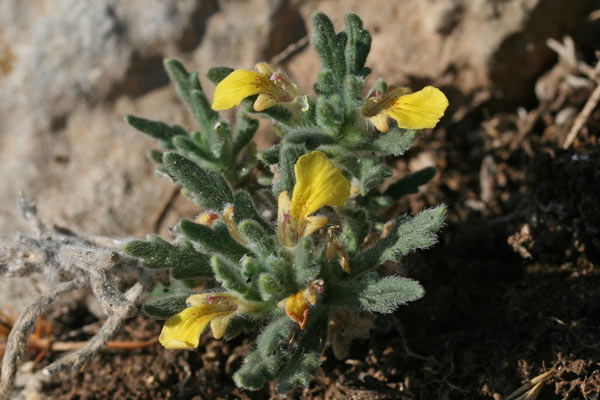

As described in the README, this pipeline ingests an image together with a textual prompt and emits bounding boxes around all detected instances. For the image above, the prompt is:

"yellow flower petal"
[284,290,310,330]
[210,314,233,339]
[277,190,294,248]
[291,151,351,220]
[368,113,390,133]
[279,280,324,329]
[211,69,275,111]
[385,86,449,130]
[159,305,232,349]
[254,93,279,112]
[302,215,328,239]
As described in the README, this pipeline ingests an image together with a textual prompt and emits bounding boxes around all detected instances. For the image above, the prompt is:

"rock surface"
[1,0,596,240]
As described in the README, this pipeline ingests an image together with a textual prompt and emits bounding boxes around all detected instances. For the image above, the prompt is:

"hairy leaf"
[164,58,219,137]
[206,66,234,85]
[142,291,191,319]
[163,152,233,210]
[211,255,255,299]
[179,219,248,262]
[272,144,304,197]
[125,114,186,149]
[124,235,212,278]
[327,275,424,313]
[239,220,276,256]
[371,128,417,155]
[312,12,346,86]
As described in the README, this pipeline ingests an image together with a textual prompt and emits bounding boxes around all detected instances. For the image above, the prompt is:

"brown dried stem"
[0,194,157,399]
[0,278,85,396]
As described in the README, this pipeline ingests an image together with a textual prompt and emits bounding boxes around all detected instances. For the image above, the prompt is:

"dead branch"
[563,74,600,148]
[0,193,157,399]
[0,279,85,396]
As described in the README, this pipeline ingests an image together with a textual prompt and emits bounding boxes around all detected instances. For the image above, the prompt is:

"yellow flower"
[195,211,219,227]
[361,86,449,132]
[277,151,351,248]
[278,280,324,330]
[159,292,244,349]
[212,62,299,112]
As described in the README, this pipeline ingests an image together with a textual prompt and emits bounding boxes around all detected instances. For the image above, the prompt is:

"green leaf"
[349,206,445,276]
[316,98,344,136]
[258,145,280,165]
[234,314,293,390]
[124,235,213,278]
[343,75,365,118]
[314,69,337,96]
[234,345,281,391]
[172,135,216,166]
[179,219,248,262]
[239,220,276,256]
[257,314,295,358]
[312,12,347,86]
[358,158,392,196]
[276,307,326,393]
[339,208,369,255]
[265,256,295,291]
[272,144,304,197]
[206,66,234,85]
[258,273,286,301]
[277,352,319,393]
[243,99,292,124]
[283,127,337,146]
[293,238,320,286]
[241,256,268,278]
[327,275,424,313]
[211,255,255,299]
[164,58,219,137]
[237,141,257,182]
[384,167,436,199]
[232,113,258,156]
[381,205,446,262]
[125,114,187,149]
[357,276,424,313]
[142,291,191,319]
[344,13,371,77]
[147,149,163,164]
[371,128,417,155]
[232,191,273,233]
[223,315,258,341]
[210,120,232,161]
[348,227,399,278]
[162,152,233,210]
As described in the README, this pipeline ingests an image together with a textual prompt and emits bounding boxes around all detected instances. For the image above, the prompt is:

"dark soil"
[37,36,600,400]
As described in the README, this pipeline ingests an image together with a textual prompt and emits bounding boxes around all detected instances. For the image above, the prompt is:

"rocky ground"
[1,0,600,399]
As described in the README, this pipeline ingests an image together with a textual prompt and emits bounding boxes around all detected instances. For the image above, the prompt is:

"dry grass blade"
[505,370,555,400]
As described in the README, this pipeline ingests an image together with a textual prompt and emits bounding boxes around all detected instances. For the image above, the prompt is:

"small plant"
[125,12,448,393]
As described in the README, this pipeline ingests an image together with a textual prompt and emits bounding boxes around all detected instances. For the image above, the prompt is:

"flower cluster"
[126,11,448,393]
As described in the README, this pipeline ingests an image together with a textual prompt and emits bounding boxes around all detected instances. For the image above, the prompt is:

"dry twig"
[0,193,157,399]
[562,74,600,148]
[546,37,600,148]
